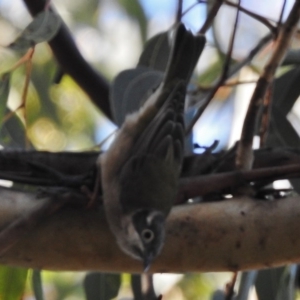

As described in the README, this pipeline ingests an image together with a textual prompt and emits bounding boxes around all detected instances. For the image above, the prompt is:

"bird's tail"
[163,23,206,86]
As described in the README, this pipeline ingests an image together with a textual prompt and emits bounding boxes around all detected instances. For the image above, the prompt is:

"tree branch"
[178,163,300,202]
[0,188,300,273]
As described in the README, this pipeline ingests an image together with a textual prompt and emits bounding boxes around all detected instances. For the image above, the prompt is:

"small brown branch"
[195,79,257,92]
[23,47,35,149]
[259,85,272,146]
[279,0,287,25]
[194,34,272,91]
[236,0,300,170]
[182,1,206,17]
[188,33,272,131]
[22,0,112,120]
[3,47,35,126]
[186,0,240,134]
[177,163,300,202]
[224,80,257,87]
[225,272,238,300]
[227,33,273,78]
[175,0,183,22]
[199,0,224,34]
[225,0,276,34]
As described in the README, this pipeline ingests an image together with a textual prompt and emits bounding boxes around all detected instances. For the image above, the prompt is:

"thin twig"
[195,79,257,92]
[225,0,277,34]
[226,33,273,78]
[177,163,300,203]
[186,0,240,134]
[259,84,272,146]
[224,272,238,300]
[236,0,300,170]
[189,33,272,118]
[278,0,287,25]
[2,48,35,147]
[176,0,183,23]
[6,47,35,72]
[182,1,207,17]
[23,47,35,149]
[199,0,224,34]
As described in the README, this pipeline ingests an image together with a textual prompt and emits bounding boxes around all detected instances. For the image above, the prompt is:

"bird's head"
[117,209,166,271]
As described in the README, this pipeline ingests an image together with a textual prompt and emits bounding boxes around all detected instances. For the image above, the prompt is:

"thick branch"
[0,188,300,273]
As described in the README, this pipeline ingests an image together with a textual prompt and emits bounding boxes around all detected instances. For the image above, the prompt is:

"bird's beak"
[143,255,153,273]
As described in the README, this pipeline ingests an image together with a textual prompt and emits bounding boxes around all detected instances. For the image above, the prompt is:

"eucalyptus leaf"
[32,270,44,300]
[267,68,300,192]
[267,108,300,193]
[131,274,143,300]
[0,109,30,148]
[138,31,170,72]
[198,57,224,86]
[275,265,297,300]
[211,289,225,300]
[83,272,121,300]
[8,10,61,54]
[0,266,28,300]
[0,73,10,123]
[273,66,300,114]
[282,50,300,65]
[111,67,163,126]
[255,267,284,300]
[267,107,300,148]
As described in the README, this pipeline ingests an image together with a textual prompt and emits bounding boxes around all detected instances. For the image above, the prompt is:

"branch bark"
[0,188,300,273]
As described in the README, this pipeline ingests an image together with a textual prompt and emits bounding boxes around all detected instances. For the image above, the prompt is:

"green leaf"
[131,274,143,300]
[275,265,297,300]
[198,58,225,86]
[273,66,300,115]
[138,31,170,71]
[267,106,300,148]
[0,73,10,123]
[254,266,297,300]
[32,270,44,300]
[8,10,61,54]
[282,50,300,65]
[0,109,29,148]
[110,67,163,126]
[0,266,28,300]
[255,267,284,300]
[83,272,121,300]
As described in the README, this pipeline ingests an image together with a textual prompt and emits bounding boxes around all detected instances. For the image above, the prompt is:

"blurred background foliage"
[1,0,300,299]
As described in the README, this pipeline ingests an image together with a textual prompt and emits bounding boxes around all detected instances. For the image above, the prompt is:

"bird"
[99,22,205,271]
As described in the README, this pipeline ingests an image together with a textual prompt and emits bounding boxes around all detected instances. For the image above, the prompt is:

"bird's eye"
[141,229,154,243]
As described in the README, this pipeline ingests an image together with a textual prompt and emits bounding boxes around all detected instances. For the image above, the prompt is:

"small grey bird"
[100,23,205,270]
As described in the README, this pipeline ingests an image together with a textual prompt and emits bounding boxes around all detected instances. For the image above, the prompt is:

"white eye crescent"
[142,229,154,243]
